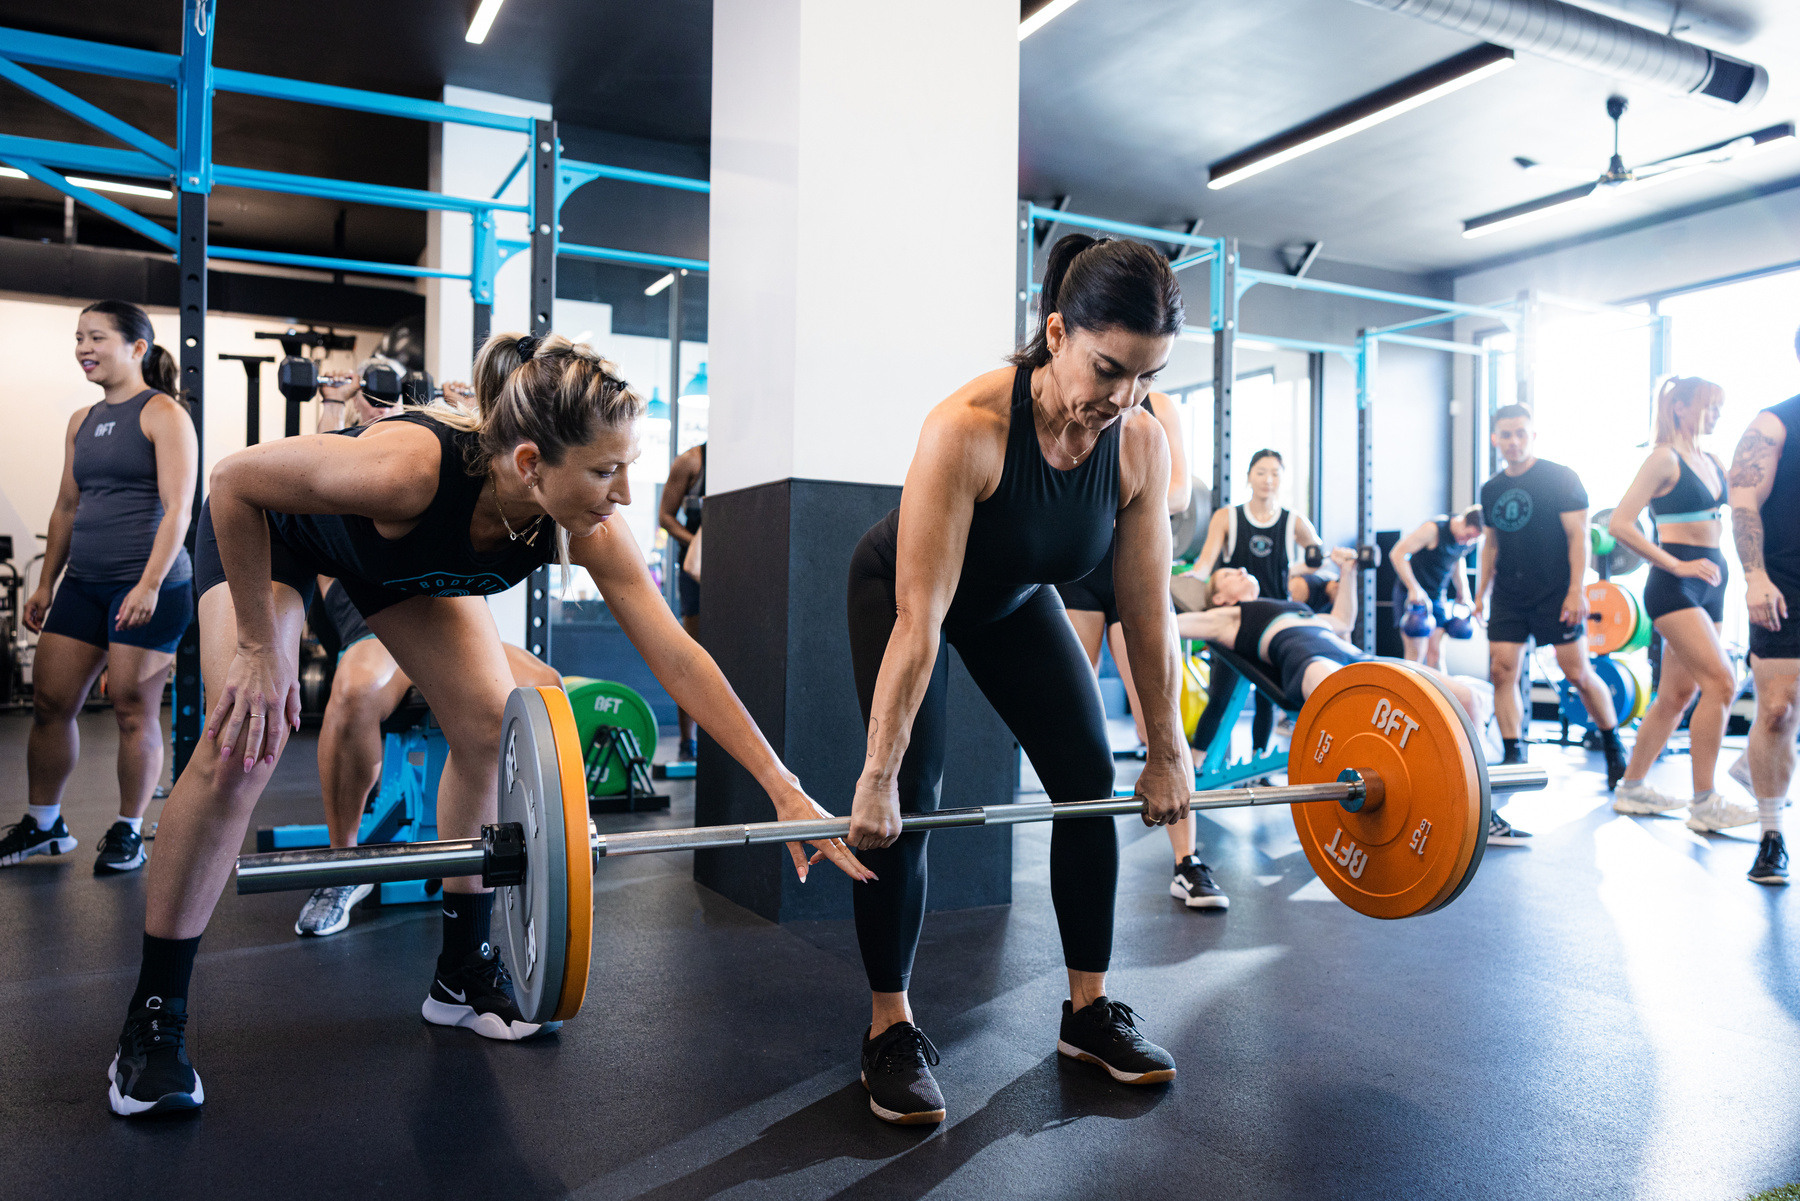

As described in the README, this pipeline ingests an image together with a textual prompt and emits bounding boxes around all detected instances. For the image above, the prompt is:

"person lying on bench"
[1176,548,1489,729]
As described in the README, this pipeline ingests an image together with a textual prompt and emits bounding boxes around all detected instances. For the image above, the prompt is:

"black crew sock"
[1176,854,1199,868]
[439,892,496,972]
[1599,726,1622,749]
[130,933,201,1012]
[1502,738,1521,758]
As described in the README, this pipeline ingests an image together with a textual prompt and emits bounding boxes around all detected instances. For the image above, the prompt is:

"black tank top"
[1407,518,1471,598]
[865,363,1121,630]
[1232,598,1311,661]
[268,410,554,616]
[1225,505,1292,601]
[1648,450,1725,524]
[1762,395,1800,583]
[69,389,192,584]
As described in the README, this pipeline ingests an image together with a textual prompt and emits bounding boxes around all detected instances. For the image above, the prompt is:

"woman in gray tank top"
[4,301,198,877]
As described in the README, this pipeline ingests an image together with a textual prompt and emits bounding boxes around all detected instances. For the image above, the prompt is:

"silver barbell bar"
[235,764,1547,896]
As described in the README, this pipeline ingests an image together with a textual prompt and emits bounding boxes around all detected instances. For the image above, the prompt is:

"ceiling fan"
[1462,95,1794,239]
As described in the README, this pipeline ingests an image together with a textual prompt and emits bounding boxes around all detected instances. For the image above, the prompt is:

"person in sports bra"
[1606,378,1751,830]
[846,235,1189,1124]
[105,332,871,1119]
[9,301,197,878]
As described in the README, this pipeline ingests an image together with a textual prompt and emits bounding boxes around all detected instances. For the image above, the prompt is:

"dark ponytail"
[1011,233,1185,369]
[79,299,181,400]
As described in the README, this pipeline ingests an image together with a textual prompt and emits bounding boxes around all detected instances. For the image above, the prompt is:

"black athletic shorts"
[1749,574,1800,661]
[678,568,700,619]
[1487,581,1581,646]
[322,580,375,656]
[1265,625,1369,701]
[1643,545,1727,623]
[194,499,322,610]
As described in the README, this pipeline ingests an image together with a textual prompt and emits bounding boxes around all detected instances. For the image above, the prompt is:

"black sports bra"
[1649,451,1725,525]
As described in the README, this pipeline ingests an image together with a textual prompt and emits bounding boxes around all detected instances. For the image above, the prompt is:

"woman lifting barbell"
[845,234,1191,1126]
[1606,377,1754,831]
[106,332,871,1118]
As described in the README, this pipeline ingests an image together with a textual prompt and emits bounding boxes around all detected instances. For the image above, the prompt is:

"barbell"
[234,661,1546,1025]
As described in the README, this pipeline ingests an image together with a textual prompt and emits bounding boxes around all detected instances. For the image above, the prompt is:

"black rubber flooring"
[3,709,1799,1200]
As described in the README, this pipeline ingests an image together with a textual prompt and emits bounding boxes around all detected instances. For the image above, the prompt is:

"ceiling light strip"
[466,0,507,45]
[1207,43,1515,190]
[1019,0,1083,40]
[0,164,171,198]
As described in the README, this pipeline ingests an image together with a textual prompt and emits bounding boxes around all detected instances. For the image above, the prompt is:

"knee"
[1758,694,1800,734]
[1696,667,1736,700]
[444,701,506,765]
[1489,658,1519,684]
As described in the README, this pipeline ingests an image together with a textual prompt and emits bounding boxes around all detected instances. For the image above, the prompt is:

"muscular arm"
[1730,414,1787,628]
[659,449,699,546]
[38,409,86,593]
[1559,509,1591,625]
[1114,410,1189,780]
[1609,449,1686,574]
[1145,392,1191,516]
[862,403,997,789]
[1174,605,1238,644]
[1389,520,1437,600]
[1321,547,1360,636]
[136,396,200,590]
[1475,527,1498,615]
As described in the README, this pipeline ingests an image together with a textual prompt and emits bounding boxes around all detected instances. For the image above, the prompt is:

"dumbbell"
[361,361,404,408]
[1304,544,1382,571]
[233,663,1548,1025]
[401,369,437,406]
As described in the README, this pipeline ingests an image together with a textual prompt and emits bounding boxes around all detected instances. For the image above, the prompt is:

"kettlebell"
[1401,602,1435,638]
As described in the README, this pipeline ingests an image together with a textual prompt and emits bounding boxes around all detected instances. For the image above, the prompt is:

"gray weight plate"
[1391,659,1490,913]
[498,687,571,1026]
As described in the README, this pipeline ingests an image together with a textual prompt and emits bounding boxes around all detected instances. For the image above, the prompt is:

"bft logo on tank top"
[1248,533,1275,559]
[95,421,116,437]
[1490,488,1533,533]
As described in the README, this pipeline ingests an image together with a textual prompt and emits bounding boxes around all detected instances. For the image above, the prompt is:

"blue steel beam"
[214,164,526,215]
[1238,267,1512,322]
[3,158,174,249]
[177,0,213,192]
[493,150,528,200]
[557,158,710,210]
[0,26,178,84]
[1365,311,1462,338]
[1170,248,1217,272]
[557,241,708,273]
[1029,205,1217,251]
[213,68,533,132]
[0,134,165,180]
[1374,332,1486,356]
[209,245,471,281]
[0,56,175,166]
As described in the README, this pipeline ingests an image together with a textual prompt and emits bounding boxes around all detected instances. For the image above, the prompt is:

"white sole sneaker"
[420,996,545,1041]
[860,1073,946,1125]
[1,835,78,866]
[107,1052,203,1117]
[1169,879,1230,909]
[1611,788,1686,816]
[1056,1040,1177,1084]
[294,882,374,937]
[1686,794,1761,833]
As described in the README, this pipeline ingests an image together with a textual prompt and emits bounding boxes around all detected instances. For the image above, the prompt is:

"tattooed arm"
[1728,412,1788,630]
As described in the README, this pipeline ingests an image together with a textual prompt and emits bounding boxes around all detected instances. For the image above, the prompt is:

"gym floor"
[4,711,1799,1200]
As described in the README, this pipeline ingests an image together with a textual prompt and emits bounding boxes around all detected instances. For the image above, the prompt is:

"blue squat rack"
[0,0,712,776]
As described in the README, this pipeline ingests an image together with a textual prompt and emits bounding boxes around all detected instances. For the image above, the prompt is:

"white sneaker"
[295,883,373,937]
[1612,781,1687,815]
[1685,791,1760,833]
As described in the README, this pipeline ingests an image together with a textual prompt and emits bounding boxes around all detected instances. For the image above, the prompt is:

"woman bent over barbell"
[106,332,870,1118]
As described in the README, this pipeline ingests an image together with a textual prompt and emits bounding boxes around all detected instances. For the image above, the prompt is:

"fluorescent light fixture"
[1019,0,1082,40]
[1463,120,1796,239]
[1208,44,1515,190]
[465,0,506,44]
[0,166,172,199]
[644,272,675,296]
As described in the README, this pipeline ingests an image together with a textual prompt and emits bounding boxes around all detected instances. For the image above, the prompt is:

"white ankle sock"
[1621,778,1645,790]
[26,804,59,828]
[116,814,143,833]
[1759,796,1784,836]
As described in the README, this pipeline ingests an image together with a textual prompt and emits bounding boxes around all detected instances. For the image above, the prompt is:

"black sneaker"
[1488,812,1532,846]
[679,738,699,761]
[108,996,203,1117]
[1170,858,1229,910]
[1750,832,1789,886]
[860,1021,945,1125]
[94,822,147,875]
[1603,741,1629,792]
[0,814,77,866]
[1058,997,1176,1084]
[421,944,549,1041]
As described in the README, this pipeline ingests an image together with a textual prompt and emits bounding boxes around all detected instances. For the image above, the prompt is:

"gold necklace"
[491,473,541,545]
[1035,396,1090,464]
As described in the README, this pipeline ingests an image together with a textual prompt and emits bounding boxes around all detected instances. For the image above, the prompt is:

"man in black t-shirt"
[1477,405,1628,792]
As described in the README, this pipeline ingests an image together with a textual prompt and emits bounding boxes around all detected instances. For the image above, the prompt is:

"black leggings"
[847,556,1118,994]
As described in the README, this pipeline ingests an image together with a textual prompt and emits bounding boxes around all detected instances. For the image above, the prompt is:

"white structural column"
[708,0,1020,494]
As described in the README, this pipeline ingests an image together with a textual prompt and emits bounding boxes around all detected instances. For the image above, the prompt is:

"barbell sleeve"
[234,764,1546,894]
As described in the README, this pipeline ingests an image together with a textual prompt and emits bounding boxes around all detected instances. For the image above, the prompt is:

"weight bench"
[1189,643,1305,789]
[254,688,447,905]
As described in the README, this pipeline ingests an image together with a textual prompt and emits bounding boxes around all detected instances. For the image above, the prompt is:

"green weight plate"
[567,678,660,795]
[1624,590,1653,653]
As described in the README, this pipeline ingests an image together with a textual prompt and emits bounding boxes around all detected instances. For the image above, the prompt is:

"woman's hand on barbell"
[770,784,877,883]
